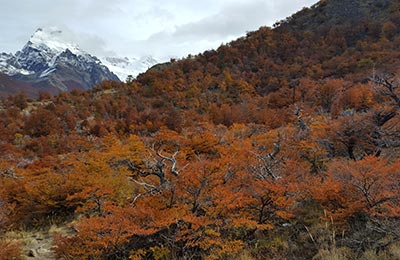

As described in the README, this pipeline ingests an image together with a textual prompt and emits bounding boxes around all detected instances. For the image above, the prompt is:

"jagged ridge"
[0,27,120,96]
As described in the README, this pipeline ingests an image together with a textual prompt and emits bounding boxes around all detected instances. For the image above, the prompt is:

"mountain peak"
[0,26,161,95]
[34,27,62,35]
[100,55,159,81]
[0,27,120,95]
[28,26,82,56]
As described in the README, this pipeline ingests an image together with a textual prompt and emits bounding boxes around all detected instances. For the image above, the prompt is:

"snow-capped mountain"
[0,52,33,76]
[100,55,158,81]
[0,27,119,95]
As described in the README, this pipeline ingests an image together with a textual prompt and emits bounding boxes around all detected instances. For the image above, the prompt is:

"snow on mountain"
[26,27,160,81]
[29,27,83,56]
[0,27,120,93]
[0,26,159,88]
[14,27,105,75]
[100,55,159,81]
[0,52,33,75]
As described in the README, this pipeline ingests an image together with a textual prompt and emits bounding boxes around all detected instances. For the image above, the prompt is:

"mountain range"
[101,56,159,82]
[0,27,159,97]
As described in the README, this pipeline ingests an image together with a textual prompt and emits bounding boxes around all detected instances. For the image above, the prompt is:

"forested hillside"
[1,0,400,259]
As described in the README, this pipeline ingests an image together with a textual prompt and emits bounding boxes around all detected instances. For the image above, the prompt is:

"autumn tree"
[315,156,400,220]
[24,108,61,137]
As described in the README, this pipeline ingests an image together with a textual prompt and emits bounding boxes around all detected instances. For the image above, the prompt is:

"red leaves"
[55,206,138,260]
[0,240,23,260]
[315,156,400,219]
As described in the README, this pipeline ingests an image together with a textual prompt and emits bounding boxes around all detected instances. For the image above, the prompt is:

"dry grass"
[389,242,400,259]
[312,247,353,260]
[236,251,255,260]
[1,224,73,260]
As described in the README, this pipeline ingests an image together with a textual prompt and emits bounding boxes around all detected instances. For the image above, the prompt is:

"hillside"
[0,73,39,98]
[281,0,394,30]
[1,0,400,259]
[137,0,400,100]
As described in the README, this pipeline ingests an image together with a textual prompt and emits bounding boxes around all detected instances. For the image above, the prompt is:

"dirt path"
[23,231,56,260]
[4,225,73,260]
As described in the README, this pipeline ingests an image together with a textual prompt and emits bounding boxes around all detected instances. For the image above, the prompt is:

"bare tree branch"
[370,74,400,110]
[157,150,179,176]
[0,167,21,179]
[250,133,283,179]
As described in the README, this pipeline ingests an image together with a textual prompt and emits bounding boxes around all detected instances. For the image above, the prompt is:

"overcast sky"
[0,0,317,60]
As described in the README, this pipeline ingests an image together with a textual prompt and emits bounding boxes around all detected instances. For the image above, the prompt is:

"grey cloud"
[171,0,317,40]
[0,0,318,59]
[50,26,115,56]
[172,0,273,39]
[131,6,175,25]
[138,0,317,58]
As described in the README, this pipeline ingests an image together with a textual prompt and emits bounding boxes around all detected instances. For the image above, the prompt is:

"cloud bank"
[0,0,317,60]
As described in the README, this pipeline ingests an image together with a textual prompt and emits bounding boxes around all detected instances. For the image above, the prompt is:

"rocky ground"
[23,231,55,260]
[5,225,73,260]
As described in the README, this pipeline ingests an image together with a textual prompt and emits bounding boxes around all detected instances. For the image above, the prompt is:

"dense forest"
[1,0,400,259]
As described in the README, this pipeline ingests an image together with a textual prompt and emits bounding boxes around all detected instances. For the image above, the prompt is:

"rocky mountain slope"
[0,72,38,98]
[0,27,120,96]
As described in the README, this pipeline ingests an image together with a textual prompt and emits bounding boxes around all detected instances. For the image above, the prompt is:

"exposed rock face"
[0,27,120,96]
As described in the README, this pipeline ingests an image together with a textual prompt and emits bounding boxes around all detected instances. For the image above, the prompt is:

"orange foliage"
[0,240,23,260]
[2,3,400,258]
[315,156,400,219]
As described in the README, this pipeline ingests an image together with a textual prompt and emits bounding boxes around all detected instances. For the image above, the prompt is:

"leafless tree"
[250,133,283,179]
[369,73,400,149]
[369,73,400,126]
[119,148,180,205]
